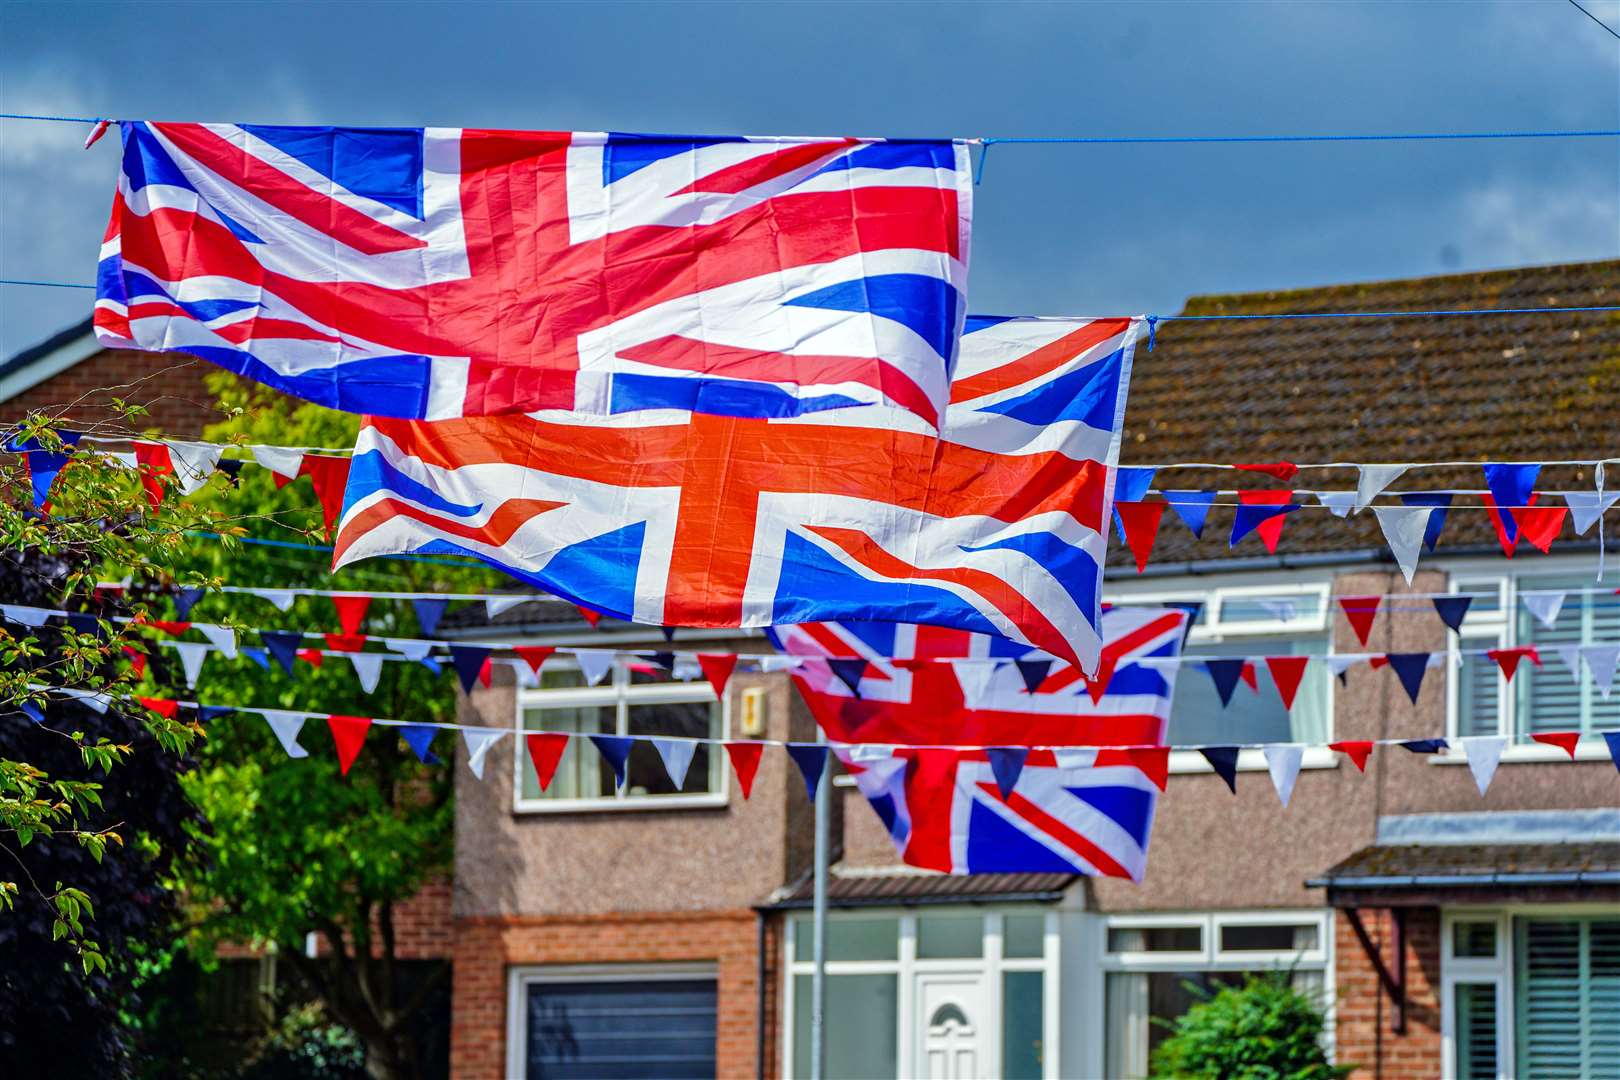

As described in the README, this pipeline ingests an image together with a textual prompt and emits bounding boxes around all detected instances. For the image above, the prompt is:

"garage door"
[523,976,718,1079]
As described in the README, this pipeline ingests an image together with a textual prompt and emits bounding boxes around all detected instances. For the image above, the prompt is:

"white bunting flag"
[383,637,434,662]
[951,658,998,706]
[1355,465,1409,513]
[672,659,703,682]
[652,739,698,790]
[249,588,297,611]
[1054,747,1100,770]
[484,596,529,620]
[1,605,52,628]
[165,441,225,494]
[1313,491,1355,518]
[1464,736,1507,796]
[1520,591,1566,630]
[507,658,540,689]
[171,641,211,688]
[250,445,304,479]
[347,652,384,694]
[575,649,615,686]
[1565,491,1620,535]
[1373,506,1429,585]
[260,710,310,758]
[1580,644,1620,699]
[195,622,238,659]
[461,728,507,779]
[757,655,803,673]
[1264,744,1304,807]
[60,687,111,714]
[1327,655,1364,679]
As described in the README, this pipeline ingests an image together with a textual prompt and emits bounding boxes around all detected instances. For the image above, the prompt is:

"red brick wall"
[451,910,764,1080]
[1,346,223,436]
[1334,907,1442,1079]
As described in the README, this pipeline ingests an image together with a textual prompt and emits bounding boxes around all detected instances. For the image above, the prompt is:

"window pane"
[521,705,614,800]
[1108,925,1201,953]
[916,915,982,959]
[1002,972,1044,1080]
[1105,969,1247,1078]
[1515,917,1620,1077]
[1003,914,1046,959]
[538,666,587,691]
[1517,577,1620,739]
[1168,636,1330,745]
[1219,593,1324,624]
[792,974,897,1080]
[1455,580,1502,615]
[1219,923,1318,953]
[793,916,899,962]
[1456,982,1499,1080]
[625,700,720,796]
[1454,921,1498,959]
[1458,637,1502,738]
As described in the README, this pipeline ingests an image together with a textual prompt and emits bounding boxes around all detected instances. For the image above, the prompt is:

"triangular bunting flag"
[1230,492,1299,553]
[1373,505,1429,584]
[725,741,765,799]
[660,626,677,642]
[1239,661,1258,692]
[1579,644,1619,698]
[952,659,996,706]
[1,605,52,627]
[1521,591,1566,629]
[412,597,448,636]
[576,605,603,628]
[261,710,310,759]
[1566,490,1620,535]
[986,747,1029,799]
[261,630,302,675]
[1511,506,1567,554]
[1483,462,1540,543]
[1114,501,1165,573]
[1355,464,1408,512]
[462,728,507,780]
[173,587,205,620]
[1487,647,1540,682]
[217,458,244,486]
[786,744,830,801]
[1385,653,1431,705]
[1203,659,1247,707]
[1200,746,1241,794]
[1113,466,1157,504]
[484,596,528,620]
[331,595,371,636]
[1604,732,1620,774]
[296,455,352,532]
[448,645,492,693]
[250,444,304,479]
[575,649,615,686]
[399,724,440,764]
[1399,492,1453,552]
[59,687,110,714]
[514,646,555,676]
[1530,731,1581,759]
[1014,659,1053,694]
[64,612,103,639]
[195,622,237,659]
[20,701,45,724]
[132,441,173,507]
[1464,736,1507,795]
[1265,656,1310,710]
[347,652,384,694]
[1263,745,1304,807]
[323,633,367,653]
[197,705,235,722]
[1432,595,1473,633]
[1329,740,1374,771]
[828,658,868,697]
[254,588,297,611]
[326,715,371,776]
[1400,738,1447,754]
[172,641,211,688]
[384,638,433,662]
[1235,462,1299,481]
[164,441,224,494]
[697,654,739,697]
[1482,493,1525,558]
[1163,490,1216,538]
[1313,491,1355,517]
[1123,747,1170,791]
[137,696,179,719]
[525,732,570,791]
[1339,596,1380,647]
[589,735,634,789]
[297,648,324,668]
[653,738,698,790]
[123,645,146,679]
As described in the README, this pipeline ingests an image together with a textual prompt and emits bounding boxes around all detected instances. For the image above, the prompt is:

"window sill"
[1429,743,1614,766]
[512,792,730,814]
[1171,746,1339,774]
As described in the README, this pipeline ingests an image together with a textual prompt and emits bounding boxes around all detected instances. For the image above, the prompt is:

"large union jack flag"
[93,122,971,422]
[768,606,1188,879]
[332,315,1140,673]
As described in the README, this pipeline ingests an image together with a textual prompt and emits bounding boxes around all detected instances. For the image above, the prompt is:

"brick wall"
[1,346,223,436]
[1334,907,1442,1079]
[451,909,765,1079]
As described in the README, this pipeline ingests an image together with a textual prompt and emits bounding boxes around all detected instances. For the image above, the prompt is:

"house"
[5,257,1618,1079]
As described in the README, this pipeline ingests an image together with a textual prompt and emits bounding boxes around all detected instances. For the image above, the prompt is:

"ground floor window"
[1444,911,1620,1079]
[1099,910,1331,1078]
[781,907,1057,1079]
[506,965,717,1080]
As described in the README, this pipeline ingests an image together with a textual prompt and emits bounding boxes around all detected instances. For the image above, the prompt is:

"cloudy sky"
[2,0,1616,358]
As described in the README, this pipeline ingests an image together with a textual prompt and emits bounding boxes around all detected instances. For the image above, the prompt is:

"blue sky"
[2,0,1616,358]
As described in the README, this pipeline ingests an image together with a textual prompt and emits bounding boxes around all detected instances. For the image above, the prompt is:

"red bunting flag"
[1530,731,1581,758]
[1095,746,1170,791]
[1237,490,1294,553]
[297,648,324,668]
[576,605,603,628]
[132,441,173,507]
[323,633,367,652]
[1239,661,1258,692]
[526,732,570,791]
[330,595,371,636]
[1265,656,1310,710]
[122,644,146,678]
[724,741,765,799]
[1511,506,1567,554]
[136,615,192,636]
[1234,462,1299,481]
[1481,492,1528,558]
[326,715,371,776]
[1487,646,1541,682]
[479,656,494,689]
[137,696,179,719]
[1339,596,1380,647]
[697,654,739,697]
[1329,740,1375,771]
[1114,501,1166,574]
[513,646,555,676]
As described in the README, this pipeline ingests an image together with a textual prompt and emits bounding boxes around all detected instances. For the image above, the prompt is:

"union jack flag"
[768,606,1188,879]
[93,122,971,422]
[332,316,1141,673]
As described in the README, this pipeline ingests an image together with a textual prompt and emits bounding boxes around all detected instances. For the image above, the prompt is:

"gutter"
[756,888,1071,911]
[1306,870,1620,889]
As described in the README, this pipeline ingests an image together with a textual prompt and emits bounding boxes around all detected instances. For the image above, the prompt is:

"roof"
[0,316,97,403]
[1308,841,1620,905]
[1117,259,1620,568]
[760,869,1075,910]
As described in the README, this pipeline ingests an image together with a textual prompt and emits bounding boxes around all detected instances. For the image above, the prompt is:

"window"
[1449,571,1620,745]
[515,659,724,810]
[1100,911,1331,1079]
[782,908,1055,1079]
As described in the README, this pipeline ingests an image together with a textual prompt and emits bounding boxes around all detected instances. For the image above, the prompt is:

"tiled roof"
[0,316,94,385]
[1308,841,1620,890]
[1117,260,1620,567]
[762,869,1075,909]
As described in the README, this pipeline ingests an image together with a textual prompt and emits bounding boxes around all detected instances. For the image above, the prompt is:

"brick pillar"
[1334,907,1442,1079]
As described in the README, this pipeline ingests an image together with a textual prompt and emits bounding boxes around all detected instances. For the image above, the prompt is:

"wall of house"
[1334,907,1443,1080]
[0,346,223,435]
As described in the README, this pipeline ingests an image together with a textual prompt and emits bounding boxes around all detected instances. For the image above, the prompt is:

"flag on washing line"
[92,121,971,423]
[333,316,1142,674]
[768,606,1188,880]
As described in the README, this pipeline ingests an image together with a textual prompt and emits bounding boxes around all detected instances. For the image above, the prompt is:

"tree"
[1149,970,1352,1080]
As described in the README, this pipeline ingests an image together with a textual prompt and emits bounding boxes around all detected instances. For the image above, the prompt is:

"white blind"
[1518,577,1620,737]
[1458,636,1501,738]
[1454,982,1498,1080]
[1515,918,1620,1077]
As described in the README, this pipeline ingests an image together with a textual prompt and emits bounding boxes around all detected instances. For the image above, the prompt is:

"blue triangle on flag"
[1386,653,1430,705]
[241,646,271,671]
[1483,463,1540,543]
[197,705,236,722]
[986,747,1029,800]
[418,656,442,675]
[1014,659,1052,694]
[217,458,245,486]
[1229,502,1300,547]
[1200,746,1241,793]
[1203,659,1247,707]
[786,744,830,801]
[64,612,103,638]
[1114,467,1157,503]
[23,450,74,508]
[1431,595,1473,634]
[1604,732,1620,774]
[260,631,303,675]
[412,597,448,637]
[400,724,440,764]
[21,701,45,724]
[173,587,205,620]
[1399,492,1453,552]
[1400,738,1448,754]
[1164,490,1216,539]
[660,625,677,642]
[589,734,635,789]
[650,651,676,672]
[828,658,868,697]
[448,645,490,694]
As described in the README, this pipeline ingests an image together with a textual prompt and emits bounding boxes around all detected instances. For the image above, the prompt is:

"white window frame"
[1103,575,1340,774]
[779,906,1061,1079]
[505,962,719,1080]
[1440,557,1615,764]
[512,658,730,813]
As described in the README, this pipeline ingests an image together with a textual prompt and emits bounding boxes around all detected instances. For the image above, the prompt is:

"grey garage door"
[524,977,718,1079]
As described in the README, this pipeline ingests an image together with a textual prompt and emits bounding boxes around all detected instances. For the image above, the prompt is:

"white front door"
[916,973,987,1080]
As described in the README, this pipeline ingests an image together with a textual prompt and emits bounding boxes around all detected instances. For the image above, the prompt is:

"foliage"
[235,1002,370,1080]
[1149,970,1351,1080]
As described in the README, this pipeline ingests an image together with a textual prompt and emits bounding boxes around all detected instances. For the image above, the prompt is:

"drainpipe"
[756,909,768,1080]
